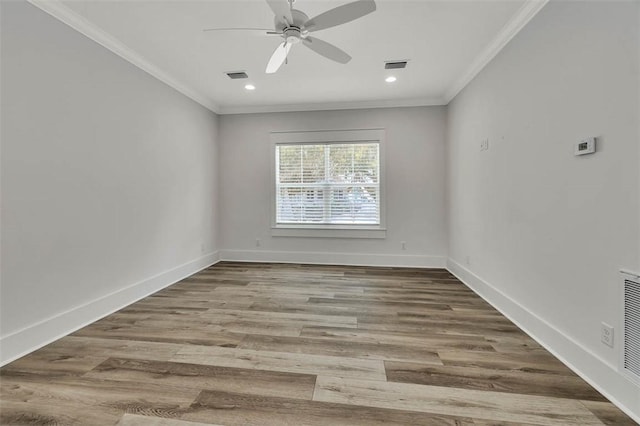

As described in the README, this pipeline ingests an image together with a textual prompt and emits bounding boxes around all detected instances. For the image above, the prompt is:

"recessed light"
[385,76,397,83]
[245,84,256,90]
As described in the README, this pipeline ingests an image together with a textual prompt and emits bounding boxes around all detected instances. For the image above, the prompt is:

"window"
[271,129,385,238]
[276,142,379,224]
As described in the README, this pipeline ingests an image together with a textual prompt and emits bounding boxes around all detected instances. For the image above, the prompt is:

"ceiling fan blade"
[266,0,293,25]
[304,0,376,33]
[266,42,292,74]
[203,27,277,34]
[302,36,351,64]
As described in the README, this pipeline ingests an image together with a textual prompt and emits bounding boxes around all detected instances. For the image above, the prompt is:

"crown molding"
[443,0,549,104]
[26,0,220,114]
[26,0,546,115]
[217,97,447,115]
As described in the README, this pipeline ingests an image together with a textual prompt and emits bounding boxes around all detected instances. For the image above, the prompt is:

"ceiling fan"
[204,0,376,74]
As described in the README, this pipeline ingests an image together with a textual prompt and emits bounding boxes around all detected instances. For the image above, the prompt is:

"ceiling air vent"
[226,71,248,79]
[385,61,408,69]
[622,270,640,385]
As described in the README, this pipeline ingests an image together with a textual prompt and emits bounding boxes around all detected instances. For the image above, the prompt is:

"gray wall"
[0,1,220,362]
[218,107,447,267]
[446,0,639,418]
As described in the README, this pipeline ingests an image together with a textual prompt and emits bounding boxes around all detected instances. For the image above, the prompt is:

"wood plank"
[438,350,576,375]
[0,399,122,425]
[175,278,250,286]
[181,389,476,426]
[117,413,219,426]
[314,376,604,426]
[245,282,365,295]
[385,361,607,401]
[138,295,309,310]
[239,334,443,364]
[212,287,337,298]
[1,349,107,377]
[119,306,210,315]
[128,296,252,310]
[483,334,547,353]
[199,307,358,328]
[308,296,454,312]
[72,322,246,346]
[397,311,512,323]
[85,357,317,400]
[359,313,521,332]
[1,336,183,377]
[171,345,387,380]
[248,299,383,317]
[300,325,497,351]
[337,293,489,307]
[81,316,303,339]
[357,317,523,336]
[1,374,201,424]
[343,267,453,278]
[471,419,540,426]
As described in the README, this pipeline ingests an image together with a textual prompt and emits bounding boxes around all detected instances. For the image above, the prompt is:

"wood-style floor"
[0,262,635,425]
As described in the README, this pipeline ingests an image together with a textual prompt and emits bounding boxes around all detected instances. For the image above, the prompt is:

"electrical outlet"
[480,139,489,151]
[401,241,406,250]
[256,238,261,247]
[601,322,614,347]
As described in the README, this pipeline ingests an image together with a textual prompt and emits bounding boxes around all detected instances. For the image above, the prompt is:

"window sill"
[271,226,387,239]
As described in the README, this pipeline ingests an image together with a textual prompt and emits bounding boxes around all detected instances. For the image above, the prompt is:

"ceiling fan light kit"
[205,0,376,75]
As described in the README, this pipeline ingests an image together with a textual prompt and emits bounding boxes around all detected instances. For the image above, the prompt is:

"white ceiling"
[38,0,544,113]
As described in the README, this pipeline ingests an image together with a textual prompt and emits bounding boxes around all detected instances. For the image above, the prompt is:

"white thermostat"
[575,137,596,156]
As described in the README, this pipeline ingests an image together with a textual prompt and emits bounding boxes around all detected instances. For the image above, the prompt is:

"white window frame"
[270,129,386,239]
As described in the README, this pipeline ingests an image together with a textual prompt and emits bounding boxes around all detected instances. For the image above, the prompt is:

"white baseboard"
[447,258,640,424]
[0,251,220,366]
[219,249,446,268]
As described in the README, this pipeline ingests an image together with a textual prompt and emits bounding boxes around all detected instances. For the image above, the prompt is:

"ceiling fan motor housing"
[284,27,302,43]
[275,9,309,33]
[265,0,376,73]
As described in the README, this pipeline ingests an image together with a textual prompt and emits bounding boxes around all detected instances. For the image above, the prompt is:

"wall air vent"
[621,270,640,385]
[226,71,248,79]
[385,61,408,69]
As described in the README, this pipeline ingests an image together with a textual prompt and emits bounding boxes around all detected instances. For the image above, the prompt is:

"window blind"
[276,142,380,225]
